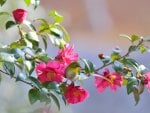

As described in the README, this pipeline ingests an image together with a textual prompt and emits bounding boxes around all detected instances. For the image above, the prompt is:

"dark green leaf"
[5,21,16,29]
[50,93,60,110]
[39,91,50,103]
[28,76,42,89]
[38,55,52,62]
[81,59,94,75]
[0,0,6,6]
[128,45,137,52]
[121,58,139,70]
[3,62,15,76]
[47,82,59,91]
[126,80,134,95]
[28,88,40,104]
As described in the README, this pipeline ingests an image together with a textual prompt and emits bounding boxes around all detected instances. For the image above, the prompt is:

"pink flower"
[56,44,78,66]
[64,84,89,104]
[145,72,150,91]
[36,61,65,83]
[94,69,122,92]
[12,9,27,23]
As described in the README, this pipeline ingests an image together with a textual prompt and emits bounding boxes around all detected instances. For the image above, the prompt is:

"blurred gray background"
[0,0,150,113]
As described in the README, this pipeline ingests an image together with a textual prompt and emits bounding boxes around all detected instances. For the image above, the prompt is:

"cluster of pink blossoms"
[36,44,88,104]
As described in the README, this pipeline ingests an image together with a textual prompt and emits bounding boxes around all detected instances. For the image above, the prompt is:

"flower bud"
[12,9,27,23]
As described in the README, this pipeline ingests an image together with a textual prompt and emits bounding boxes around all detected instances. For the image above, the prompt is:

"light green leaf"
[49,10,63,23]
[24,0,31,6]
[5,21,16,29]
[0,12,10,17]
[131,35,139,42]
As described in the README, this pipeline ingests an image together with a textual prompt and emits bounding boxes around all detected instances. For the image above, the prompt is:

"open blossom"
[64,84,89,104]
[56,44,78,66]
[12,9,27,23]
[36,61,65,83]
[145,72,150,91]
[94,69,122,92]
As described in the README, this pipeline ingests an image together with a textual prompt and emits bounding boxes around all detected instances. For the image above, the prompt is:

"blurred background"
[0,0,150,113]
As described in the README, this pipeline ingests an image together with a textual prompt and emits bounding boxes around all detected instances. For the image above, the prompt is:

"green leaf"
[139,45,147,53]
[133,87,140,105]
[131,35,139,42]
[23,20,36,31]
[24,0,31,6]
[24,61,35,75]
[126,80,134,95]
[110,53,121,61]
[5,21,16,29]
[28,76,42,89]
[3,62,15,76]
[38,55,52,62]
[49,10,63,23]
[113,61,124,72]
[55,24,70,42]
[128,45,137,52]
[0,0,6,6]
[0,12,10,17]
[81,58,94,75]
[0,52,15,62]
[121,58,139,70]
[41,35,47,50]
[47,82,59,91]
[39,91,50,103]
[28,88,40,104]
[25,32,39,49]
[50,93,60,110]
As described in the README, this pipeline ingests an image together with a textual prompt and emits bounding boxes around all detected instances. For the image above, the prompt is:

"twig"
[95,39,143,72]
[0,69,34,87]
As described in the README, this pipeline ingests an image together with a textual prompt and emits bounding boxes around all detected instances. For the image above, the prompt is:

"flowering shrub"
[0,0,150,111]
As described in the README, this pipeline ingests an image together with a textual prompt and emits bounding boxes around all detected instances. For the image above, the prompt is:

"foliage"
[0,0,150,111]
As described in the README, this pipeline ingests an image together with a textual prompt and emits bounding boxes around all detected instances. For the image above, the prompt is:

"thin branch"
[95,39,144,72]
[0,69,34,87]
